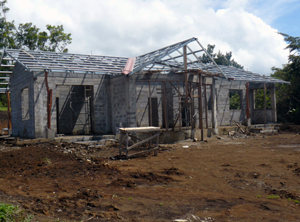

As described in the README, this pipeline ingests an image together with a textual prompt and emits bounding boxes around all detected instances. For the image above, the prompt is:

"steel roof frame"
[3,49,129,75]
[130,37,226,77]
[0,37,289,92]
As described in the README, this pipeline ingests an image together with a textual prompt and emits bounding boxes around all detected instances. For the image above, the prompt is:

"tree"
[201,44,244,69]
[0,1,72,52]
[0,0,72,108]
[271,33,300,124]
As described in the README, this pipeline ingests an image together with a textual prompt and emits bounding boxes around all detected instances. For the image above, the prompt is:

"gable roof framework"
[0,37,289,93]
[130,37,226,76]
[2,50,129,75]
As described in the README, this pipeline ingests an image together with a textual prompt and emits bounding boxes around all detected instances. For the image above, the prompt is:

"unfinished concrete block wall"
[110,75,137,134]
[93,76,111,134]
[135,81,163,127]
[33,76,54,138]
[215,79,247,126]
[10,63,35,138]
[32,72,112,138]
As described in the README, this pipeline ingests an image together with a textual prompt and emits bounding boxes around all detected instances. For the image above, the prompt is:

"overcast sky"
[5,0,300,75]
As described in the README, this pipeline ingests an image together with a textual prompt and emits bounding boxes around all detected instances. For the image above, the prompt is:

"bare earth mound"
[0,133,300,221]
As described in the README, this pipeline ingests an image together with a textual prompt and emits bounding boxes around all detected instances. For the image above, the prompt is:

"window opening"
[229,90,242,110]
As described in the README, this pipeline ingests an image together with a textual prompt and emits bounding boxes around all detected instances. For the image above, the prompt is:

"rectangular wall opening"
[229,90,242,110]
[181,98,191,127]
[148,97,159,127]
[56,85,93,135]
[254,89,271,109]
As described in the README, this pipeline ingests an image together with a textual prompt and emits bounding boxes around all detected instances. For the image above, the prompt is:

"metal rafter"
[4,49,129,75]
[0,37,289,87]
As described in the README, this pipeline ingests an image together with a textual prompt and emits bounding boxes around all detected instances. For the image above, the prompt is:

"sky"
[5,0,300,75]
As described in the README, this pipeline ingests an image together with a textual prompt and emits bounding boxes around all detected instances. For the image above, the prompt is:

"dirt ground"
[0,129,300,221]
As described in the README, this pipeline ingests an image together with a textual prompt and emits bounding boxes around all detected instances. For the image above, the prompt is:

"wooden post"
[45,71,52,129]
[190,84,194,129]
[149,81,152,126]
[183,46,187,70]
[264,82,267,125]
[204,83,208,129]
[178,81,181,131]
[154,132,159,156]
[246,82,250,119]
[211,78,218,133]
[126,132,129,158]
[163,81,168,130]
[270,84,277,123]
[119,132,123,156]
[198,74,203,141]
[6,91,11,130]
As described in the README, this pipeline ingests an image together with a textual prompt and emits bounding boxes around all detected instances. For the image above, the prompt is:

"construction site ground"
[1,126,300,221]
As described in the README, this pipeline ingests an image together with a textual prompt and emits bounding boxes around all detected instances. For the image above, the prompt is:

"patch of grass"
[128,198,132,200]
[43,158,52,165]
[0,107,7,112]
[256,195,261,198]
[159,203,163,206]
[0,202,33,222]
[267,194,280,199]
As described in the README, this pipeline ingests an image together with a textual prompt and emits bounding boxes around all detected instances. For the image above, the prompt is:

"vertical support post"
[45,71,53,129]
[211,78,218,134]
[246,82,250,119]
[6,91,11,130]
[270,84,277,123]
[183,46,187,70]
[163,81,168,131]
[190,84,194,129]
[119,132,123,156]
[204,83,208,129]
[245,82,251,126]
[149,132,152,152]
[264,82,267,126]
[198,74,203,141]
[183,46,189,128]
[148,81,152,126]
[178,81,182,131]
[154,132,159,156]
[126,132,129,158]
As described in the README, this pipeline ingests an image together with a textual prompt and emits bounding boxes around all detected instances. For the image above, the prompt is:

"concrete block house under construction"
[0,37,288,140]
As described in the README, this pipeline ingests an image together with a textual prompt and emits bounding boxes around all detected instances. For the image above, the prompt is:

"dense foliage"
[0,1,72,52]
[201,44,244,69]
[0,0,72,108]
[271,33,300,124]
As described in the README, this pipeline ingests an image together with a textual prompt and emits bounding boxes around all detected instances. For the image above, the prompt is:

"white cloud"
[5,0,289,75]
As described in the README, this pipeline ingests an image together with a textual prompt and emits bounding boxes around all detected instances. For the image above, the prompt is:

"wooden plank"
[235,122,245,134]
[127,132,160,151]
[264,82,267,125]
[149,81,152,126]
[119,127,160,132]
[163,81,168,130]
[127,147,160,158]
[211,78,218,130]
[246,82,250,119]
[204,84,208,129]
[198,74,203,141]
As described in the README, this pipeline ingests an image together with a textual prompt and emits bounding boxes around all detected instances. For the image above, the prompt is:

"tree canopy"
[0,0,72,52]
[201,44,244,69]
[0,0,72,108]
[271,33,300,124]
